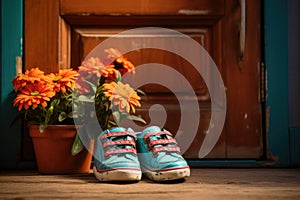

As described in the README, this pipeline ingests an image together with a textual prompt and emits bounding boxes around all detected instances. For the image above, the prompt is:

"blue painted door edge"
[0,0,23,169]
[264,0,290,166]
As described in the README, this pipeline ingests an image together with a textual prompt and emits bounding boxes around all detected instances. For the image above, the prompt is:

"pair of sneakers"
[93,126,190,182]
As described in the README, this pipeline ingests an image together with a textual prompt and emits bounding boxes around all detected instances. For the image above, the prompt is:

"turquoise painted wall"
[0,0,23,168]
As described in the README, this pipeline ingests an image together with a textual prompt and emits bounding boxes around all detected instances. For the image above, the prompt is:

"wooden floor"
[1,168,300,199]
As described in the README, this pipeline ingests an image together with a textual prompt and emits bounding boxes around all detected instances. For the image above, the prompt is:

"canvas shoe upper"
[136,126,190,181]
[93,127,141,181]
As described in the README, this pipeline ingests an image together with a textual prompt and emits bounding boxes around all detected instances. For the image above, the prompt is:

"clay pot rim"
[29,125,78,138]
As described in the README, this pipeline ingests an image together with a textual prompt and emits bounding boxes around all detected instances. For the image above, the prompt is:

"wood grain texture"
[60,0,225,16]
[24,0,60,73]
[223,0,262,158]
[1,169,300,199]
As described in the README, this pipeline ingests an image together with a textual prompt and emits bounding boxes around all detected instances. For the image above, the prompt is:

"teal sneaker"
[136,126,190,181]
[93,127,142,181]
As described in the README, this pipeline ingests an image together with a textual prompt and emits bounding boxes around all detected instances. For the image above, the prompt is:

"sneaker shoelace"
[100,131,137,157]
[143,130,181,155]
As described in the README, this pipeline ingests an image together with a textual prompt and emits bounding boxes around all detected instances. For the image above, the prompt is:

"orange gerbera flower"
[103,81,141,113]
[79,57,118,79]
[47,69,78,93]
[13,82,56,111]
[81,57,103,70]
[115,57,135,75]
[12,68,47,91]
[105,48,135,75]
[105,48,122,60]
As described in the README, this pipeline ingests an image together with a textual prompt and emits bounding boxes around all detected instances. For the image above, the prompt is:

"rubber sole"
[143,166,190,181]
[93,166,142,182]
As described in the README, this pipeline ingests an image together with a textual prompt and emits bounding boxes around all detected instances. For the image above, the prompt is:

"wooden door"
[24,0,262,160]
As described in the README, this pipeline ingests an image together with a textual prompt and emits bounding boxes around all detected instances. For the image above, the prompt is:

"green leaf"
[72,111,79,118]
[84,80,97,93]
[44,106,54,126]
[136,89,146,96]
[112,111,121,124]
[72,101,86,118]
[78,95,95,102]
[71,133,84,156]
[67,112,73,118]
[96,85,104,94]
[39,124,46,133]
[127,115,147,124]
[50,99,60,107]
[115,71,122,82]
[108,120,117,127]
[58,112,67,122]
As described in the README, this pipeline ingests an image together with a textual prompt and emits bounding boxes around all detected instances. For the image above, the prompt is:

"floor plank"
[1,169,300,199]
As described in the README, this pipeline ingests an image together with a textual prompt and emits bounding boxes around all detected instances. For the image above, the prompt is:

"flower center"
[30,91,40,96]
[53,75,63,82]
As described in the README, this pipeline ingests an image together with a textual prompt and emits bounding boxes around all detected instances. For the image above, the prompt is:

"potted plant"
[12,48,145,174]
[71,48,145,156]
[12,66,93,174]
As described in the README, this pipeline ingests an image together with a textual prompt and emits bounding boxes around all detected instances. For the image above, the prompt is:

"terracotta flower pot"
[29,125,93,174]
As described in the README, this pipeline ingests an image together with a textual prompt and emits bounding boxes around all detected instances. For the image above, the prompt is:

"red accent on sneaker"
[143,130,173,141]
[148,138,177,149]
[105,148,137,157]
[152,146,181,154]
[100,131,136,141]
[103,140,136,148]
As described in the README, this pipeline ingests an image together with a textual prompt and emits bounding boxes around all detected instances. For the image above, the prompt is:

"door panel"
[24,0,262,160]
[70,22,225,158]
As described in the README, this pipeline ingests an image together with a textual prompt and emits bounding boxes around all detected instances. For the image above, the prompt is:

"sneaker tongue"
[143,125,161,134]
